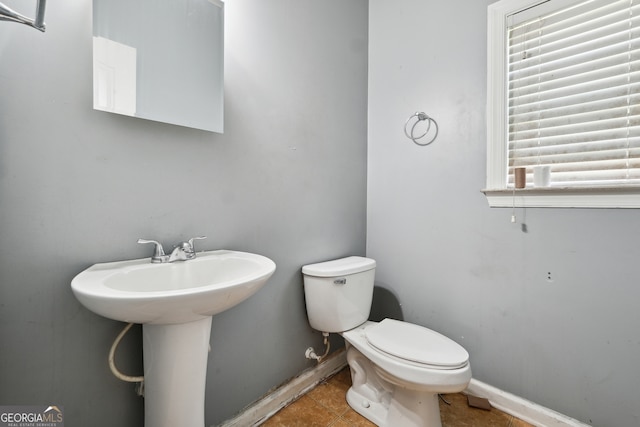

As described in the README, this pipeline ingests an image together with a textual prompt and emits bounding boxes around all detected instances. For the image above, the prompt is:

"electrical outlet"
[546,271,554,283]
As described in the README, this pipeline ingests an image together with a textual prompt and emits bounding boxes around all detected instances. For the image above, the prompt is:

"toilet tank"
[302,256,376,333]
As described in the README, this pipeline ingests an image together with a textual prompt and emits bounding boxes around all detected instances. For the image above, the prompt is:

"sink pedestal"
[142,317,212,427]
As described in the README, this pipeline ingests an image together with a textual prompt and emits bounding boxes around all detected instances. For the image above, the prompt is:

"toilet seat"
[365,319,468,369]
[343,321,472,393]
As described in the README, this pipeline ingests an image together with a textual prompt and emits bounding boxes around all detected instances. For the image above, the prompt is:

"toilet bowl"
[302,256,471,427]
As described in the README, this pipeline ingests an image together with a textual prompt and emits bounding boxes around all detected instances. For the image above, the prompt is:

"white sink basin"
[72,249,276,427]
[71,250,276,324]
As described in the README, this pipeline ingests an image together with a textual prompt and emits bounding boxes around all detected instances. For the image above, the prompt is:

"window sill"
[482,186,640,208]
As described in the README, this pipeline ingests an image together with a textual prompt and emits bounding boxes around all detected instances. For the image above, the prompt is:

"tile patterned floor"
[261,368,535,427]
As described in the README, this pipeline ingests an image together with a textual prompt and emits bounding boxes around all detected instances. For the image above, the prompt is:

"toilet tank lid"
[302,256,376,277]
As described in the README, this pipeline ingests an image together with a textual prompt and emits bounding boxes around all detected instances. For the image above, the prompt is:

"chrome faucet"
[138,236,206,263]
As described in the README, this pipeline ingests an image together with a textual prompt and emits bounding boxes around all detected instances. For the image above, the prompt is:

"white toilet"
[302,256,471,427]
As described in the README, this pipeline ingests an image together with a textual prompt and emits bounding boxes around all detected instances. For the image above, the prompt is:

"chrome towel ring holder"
[404,112,438,146]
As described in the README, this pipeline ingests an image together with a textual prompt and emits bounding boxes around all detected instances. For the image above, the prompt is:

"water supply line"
[305,332,330,363]
[109,322,144,396]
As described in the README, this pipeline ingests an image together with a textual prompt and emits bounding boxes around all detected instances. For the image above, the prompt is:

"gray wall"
[367,1,639,426]
[0,1,368,426]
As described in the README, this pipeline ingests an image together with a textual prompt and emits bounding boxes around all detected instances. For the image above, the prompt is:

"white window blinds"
[508,0,640,188]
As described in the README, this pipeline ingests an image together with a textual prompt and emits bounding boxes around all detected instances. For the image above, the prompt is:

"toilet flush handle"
[334,278,347,285]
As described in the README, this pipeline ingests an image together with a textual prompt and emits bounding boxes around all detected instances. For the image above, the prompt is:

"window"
[485,0,640,208]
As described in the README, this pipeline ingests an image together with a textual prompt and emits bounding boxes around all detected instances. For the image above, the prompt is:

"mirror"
[92,0,224,133]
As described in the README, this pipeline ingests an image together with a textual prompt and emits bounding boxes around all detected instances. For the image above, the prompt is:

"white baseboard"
[218,353,588,427]
[465,379,590,427]
[217,349,348,427]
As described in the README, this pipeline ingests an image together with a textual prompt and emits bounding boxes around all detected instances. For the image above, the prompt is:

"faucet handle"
[187,236,207,252]
[138,239,166,261]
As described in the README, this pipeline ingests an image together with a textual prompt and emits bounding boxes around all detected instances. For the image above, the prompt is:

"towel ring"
[404,112,438,146]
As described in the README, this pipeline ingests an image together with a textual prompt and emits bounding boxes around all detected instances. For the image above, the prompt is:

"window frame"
[484,0,640,208]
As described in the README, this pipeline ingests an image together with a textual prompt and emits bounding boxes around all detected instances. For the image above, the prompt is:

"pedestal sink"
[71,250,276,427]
